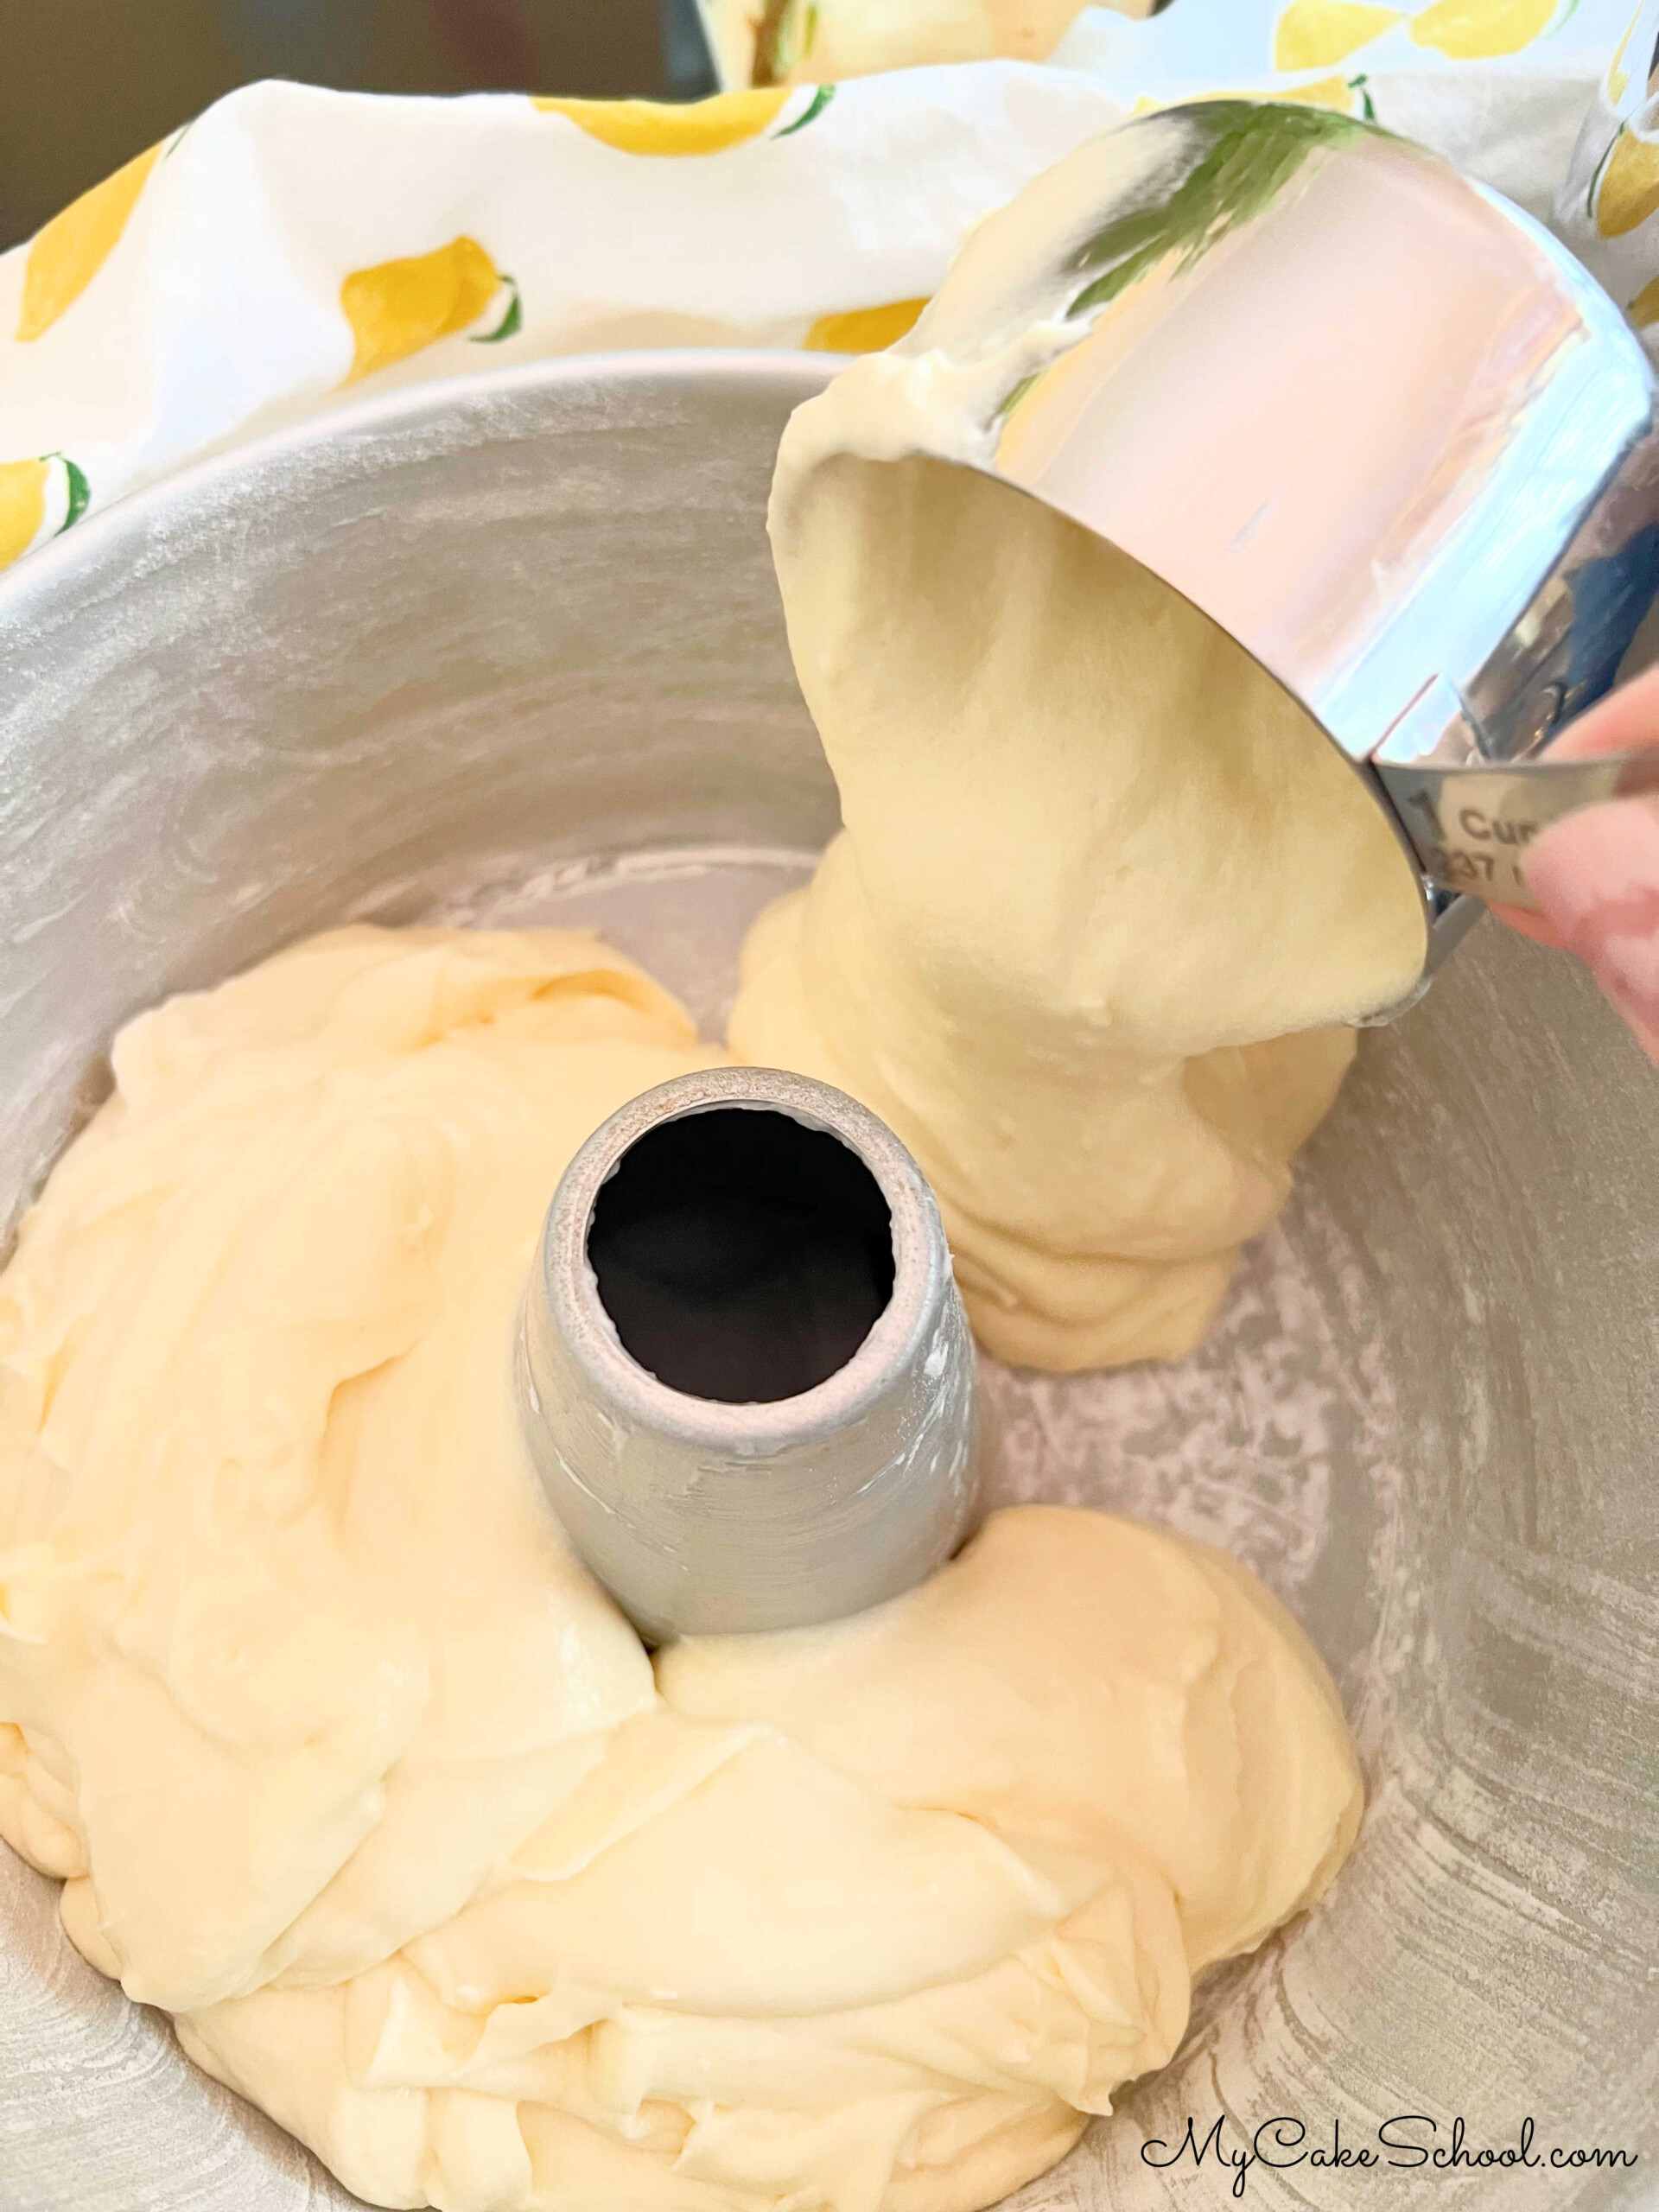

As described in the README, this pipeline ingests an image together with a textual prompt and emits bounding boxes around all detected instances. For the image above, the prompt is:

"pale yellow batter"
[732,422,1428,1369]
[0,923,1362,2212]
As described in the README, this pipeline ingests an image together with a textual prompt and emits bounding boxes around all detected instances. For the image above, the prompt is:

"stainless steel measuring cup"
[809,99,1659,985]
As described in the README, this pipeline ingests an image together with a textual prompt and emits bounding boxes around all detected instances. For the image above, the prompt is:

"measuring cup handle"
[1373,751,1659,911]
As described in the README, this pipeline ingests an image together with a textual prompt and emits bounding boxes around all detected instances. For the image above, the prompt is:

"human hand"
[1491,663,1659,1062]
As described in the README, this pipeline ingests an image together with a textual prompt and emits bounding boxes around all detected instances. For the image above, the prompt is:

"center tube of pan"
[585,1103,896,1405]
[518,1066,982,1641]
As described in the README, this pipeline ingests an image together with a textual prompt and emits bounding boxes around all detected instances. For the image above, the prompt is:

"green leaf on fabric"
[472,276,523,344]
[48,454,90,531]
[777,84,836,137]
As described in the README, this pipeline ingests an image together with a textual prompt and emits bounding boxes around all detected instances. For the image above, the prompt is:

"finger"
[1522,798,1659,1061]
[1486,901,1569,949]
[1543,662,1659,760]
[1487,666,1659,951]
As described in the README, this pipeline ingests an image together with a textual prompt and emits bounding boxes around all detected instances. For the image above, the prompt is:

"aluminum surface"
[520,1065,979,1640]
[876,101,1659,939]
[0,357,1655,2210]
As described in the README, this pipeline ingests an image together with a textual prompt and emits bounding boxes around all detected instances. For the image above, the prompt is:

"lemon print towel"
[1407,0,1561,54]
[1597,124,1659,236]
[1554,0,1659,327]
[340,237,516,384]
[0,0,1648,571]
[15,139,166,343]
[532,87,798,150]
[0,454,88,568]
[1274,3,1402,70]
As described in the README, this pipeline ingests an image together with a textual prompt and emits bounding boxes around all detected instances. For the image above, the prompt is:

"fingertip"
[1545,663,1659,760]
[1487,900,1567,950]
[1523,800,1659,1052]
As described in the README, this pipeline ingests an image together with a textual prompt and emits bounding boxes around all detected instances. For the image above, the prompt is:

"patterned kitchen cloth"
[0,0,1651,573]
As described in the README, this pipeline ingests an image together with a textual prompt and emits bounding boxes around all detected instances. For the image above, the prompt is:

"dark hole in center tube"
[587,1105,896,1404]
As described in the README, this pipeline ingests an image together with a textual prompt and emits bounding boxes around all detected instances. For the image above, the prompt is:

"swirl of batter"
[0,925,1361,2212]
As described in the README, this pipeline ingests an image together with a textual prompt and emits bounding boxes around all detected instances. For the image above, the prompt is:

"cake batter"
[0,924,1363,2212]
[731,438,1428,1369]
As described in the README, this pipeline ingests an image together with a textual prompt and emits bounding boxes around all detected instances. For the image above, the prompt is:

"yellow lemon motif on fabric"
[1273,1,1401,70]
[1195,75,1358,111]
[17,139,164,342]
[0,460,49,570]
[0,454,88,570]
[1408,0,1557,59]
[1597,128,1659,236]
[806,298,929,353]
[1609,4,1641,102]
[1628,276,1659,327]
[340,236,502,385]
[1271,73,1360,107]
[532,88,791,154]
